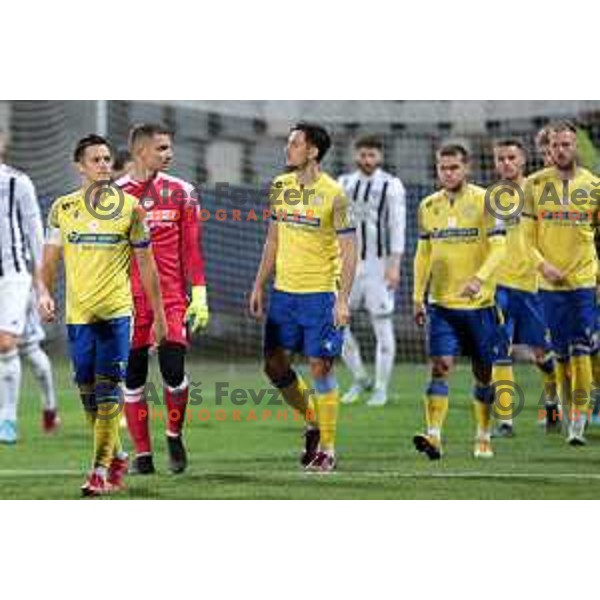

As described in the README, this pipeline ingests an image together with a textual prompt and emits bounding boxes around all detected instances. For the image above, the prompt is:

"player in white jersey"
[338,136,406,406]
[18,289,59,432]
[0,130,45,443]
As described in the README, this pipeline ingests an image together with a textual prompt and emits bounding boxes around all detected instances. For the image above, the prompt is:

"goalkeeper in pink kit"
[116,123,209,474]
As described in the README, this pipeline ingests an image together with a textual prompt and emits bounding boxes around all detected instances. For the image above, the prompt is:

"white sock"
[372,316,396,394]
[0,349,22,422]
[342,327,368,382]
[20,342,57,411]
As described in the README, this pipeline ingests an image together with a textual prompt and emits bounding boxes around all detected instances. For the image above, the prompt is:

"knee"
[264,355,290,385]
[431,358,451,379]
[78,383,97,412]
[309,358,333,381]
[126,346,150,390]
[95,374,122,404]
[158,342,186,389]
[473,364,493,385]
[0,334,17,355]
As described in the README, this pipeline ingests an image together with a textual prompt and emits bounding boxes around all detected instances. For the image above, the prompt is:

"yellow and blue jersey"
[270,171,354,294]
[524,166,599,291]
[46,187,150,325]
[413,183,506,309]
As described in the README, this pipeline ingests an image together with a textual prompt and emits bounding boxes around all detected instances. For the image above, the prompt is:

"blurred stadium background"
[3,100,600,364]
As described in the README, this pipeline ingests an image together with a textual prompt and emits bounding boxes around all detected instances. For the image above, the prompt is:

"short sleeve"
[333,190,356,234]
[130,204,151,249]
[45,200,62,246]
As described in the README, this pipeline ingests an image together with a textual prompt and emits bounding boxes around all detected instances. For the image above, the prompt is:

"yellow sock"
[555,360,572,414]
[94,402,120,470]
[570,355,592,420]
[492,364,515,423]
[425,379,449,440]
[473,384,493,439]
[591,353,600,388]
[278,372,317,424]
[542,370,557,402]
[316,388,340,452]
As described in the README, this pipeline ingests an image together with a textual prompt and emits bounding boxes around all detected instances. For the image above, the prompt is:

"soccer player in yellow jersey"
[413,144,506,459]
[249,122,357,473]
[37,134,166,496]
[523,121,600,445]
[491,139,557,436]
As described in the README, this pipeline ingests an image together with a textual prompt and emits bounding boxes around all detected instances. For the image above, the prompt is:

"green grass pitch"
[3,356,600,499]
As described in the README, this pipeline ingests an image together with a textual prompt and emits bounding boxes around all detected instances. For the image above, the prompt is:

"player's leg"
[0,333,21,444]
[158,339,189,474]
[19,292,59,431]
[124,304,154,474]
[414,305,457,460]
[492,287,516,436]
[264,290,318,466]
[301,292,345,471]
[590,340,600,425]
[66,323,107,494]
[566,289,595,445]
[517,290,559,430]
[472,359,495,458]
[306,356,339,472]
[0,278,30,443]
[20,341,59,432]
[364,273,396,407]
[468,307,498,458]
[341,273,371,404]
[540,290,571,433]
[84,317,131,495]
[531,345,559,430]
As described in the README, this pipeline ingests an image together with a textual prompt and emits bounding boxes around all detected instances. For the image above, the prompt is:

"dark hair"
[355,135,383,151]
[129,123,173,149]
[113,147,131,172]
[437,143,469,162]
[73,134,113,163]
[291,121,332,163]
[494,138,527,154]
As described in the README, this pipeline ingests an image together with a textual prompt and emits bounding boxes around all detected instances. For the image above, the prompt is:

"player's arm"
[16,176,45,289]
[413,203,431,326]
[250,182,280,320]
[333,192,357,327]
[522,177,563,283]
[131,206,167,343]
[385,178,407,290]
[180,192,209,332]
[38,201,62,322]
[461,215,507,298]
[249,219,278,320]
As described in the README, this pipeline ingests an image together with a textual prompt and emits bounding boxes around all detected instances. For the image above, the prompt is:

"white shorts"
[0,276,32,337]
[19,290,45,346]
[349,261,395,317]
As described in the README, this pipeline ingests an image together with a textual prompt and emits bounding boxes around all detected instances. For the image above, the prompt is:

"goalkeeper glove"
[186,285,210,333]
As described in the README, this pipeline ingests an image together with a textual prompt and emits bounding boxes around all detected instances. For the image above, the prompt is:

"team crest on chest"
[141,197,155,210]
[462,204,477,219]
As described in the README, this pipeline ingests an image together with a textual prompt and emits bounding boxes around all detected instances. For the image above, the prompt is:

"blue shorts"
[67,317,131,385]
[593,305,600,355]
[427,304,500,365]
[540,288,596,359]
[264,290,343,358]
[495,285,551,361]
